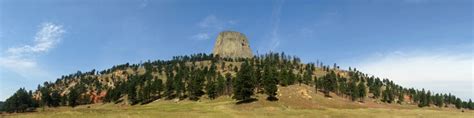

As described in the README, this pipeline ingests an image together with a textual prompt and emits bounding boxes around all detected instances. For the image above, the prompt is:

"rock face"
[213,31,253,58]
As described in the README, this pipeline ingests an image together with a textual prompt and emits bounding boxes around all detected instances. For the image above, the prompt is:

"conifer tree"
[68,87,79,107]
[188,71,204,101]
[349,80,359,101]
[321,71,337,97]
[398,92,404,104]
[233,61,255,101]
[357,82,366,102]
[303,71,312,85]
[468,99,473,110]
[127,77,138,105]
[225,73,233,96]
[455,98,462,109]
[152,79,163,98]
[206,80,218,100]
[263,65,278,101]
[165,74,175,99]
[50,90,61,107]
[174,72,185,99]
[383,86,394,103]
[216,74,226,96]
[40,87,52,107]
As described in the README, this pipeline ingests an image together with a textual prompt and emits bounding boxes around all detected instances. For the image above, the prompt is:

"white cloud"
[0,22,65,79]
[355,49,473,100]
[191,15,237,40]
[198,15,222,29]
[6,22,64,56]
[191,33,210,40]
[0,57,48,79]
[0,58,36,71]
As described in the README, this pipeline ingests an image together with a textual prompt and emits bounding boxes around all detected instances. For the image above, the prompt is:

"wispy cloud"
[0,22,65,79]
[355,47,473,100]
[139,0,149,8]
[268,0,284,51]
[198,15,223,30]
[298,11,340,40]
[191,33,210,41]
[191,15,237,40]
[6,22,64,56]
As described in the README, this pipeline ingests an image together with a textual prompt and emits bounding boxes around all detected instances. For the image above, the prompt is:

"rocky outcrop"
[212,31,253,58]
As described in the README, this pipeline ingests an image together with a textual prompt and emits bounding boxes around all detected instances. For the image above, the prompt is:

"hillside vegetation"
[1,52,473,115]
[2,85,473,118]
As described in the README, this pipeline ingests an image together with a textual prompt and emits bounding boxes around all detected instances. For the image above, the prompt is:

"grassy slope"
[3,85,472,118]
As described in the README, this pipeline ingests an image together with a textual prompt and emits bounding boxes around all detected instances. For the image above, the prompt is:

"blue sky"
[0,0,472,101]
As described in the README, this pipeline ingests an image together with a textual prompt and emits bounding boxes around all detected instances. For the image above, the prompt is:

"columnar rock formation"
[212,31,253,58]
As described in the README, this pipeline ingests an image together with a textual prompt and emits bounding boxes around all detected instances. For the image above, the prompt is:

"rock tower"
[212,31,253,58]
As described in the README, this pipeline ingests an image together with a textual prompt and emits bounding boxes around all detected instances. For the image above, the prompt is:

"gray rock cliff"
[212,31,253,58]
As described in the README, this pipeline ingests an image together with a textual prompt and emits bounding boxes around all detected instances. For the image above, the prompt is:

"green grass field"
[2,97,472,118]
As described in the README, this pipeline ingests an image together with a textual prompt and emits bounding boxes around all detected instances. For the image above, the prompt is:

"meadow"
[2,96,472,118]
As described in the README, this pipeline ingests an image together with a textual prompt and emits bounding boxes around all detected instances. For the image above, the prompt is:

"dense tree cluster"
[2,52,473,113]
[314,67,473,109]
[1,88,38,113]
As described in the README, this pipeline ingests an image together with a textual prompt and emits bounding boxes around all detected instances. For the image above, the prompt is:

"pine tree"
[321,71,337,97]
[174,72,185,99]
[382,86,394,103]
[455,98,462,109]
[263,65,278,101]
[278,69,289,86]
[468,99,473,110]
[434,93,443,107]
[141,80,152,103]
[370,78,382,99]
[75,83,90,105]
[357,82,366,102]
[254,64,263,93]
[206,80,218,100]
[127,76,138,105]
[68,87,79,107]
[233,61,255,101]
[60,93,68,106]
[418,89,427,107]
[50,90,61,107]
[165,74,175,99]
[152,79,164,98]
[337,77,347,96]
[225,73,233,96]
[188,71,204,101]
[216,74,226,96]
[426,91,432,106]
[349,80,359,101]
[398,92,404,104]
[40,87,52,107]
[314,77,319,93]
[303,71,312,85]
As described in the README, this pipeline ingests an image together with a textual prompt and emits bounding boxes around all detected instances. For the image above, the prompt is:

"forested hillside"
[2,52,473,113]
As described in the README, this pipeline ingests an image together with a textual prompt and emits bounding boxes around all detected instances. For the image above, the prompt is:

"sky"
[0,0,472,101]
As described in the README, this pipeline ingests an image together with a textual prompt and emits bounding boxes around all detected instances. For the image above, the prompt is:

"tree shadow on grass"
[266,96,279,101]
[236,98,258,105]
